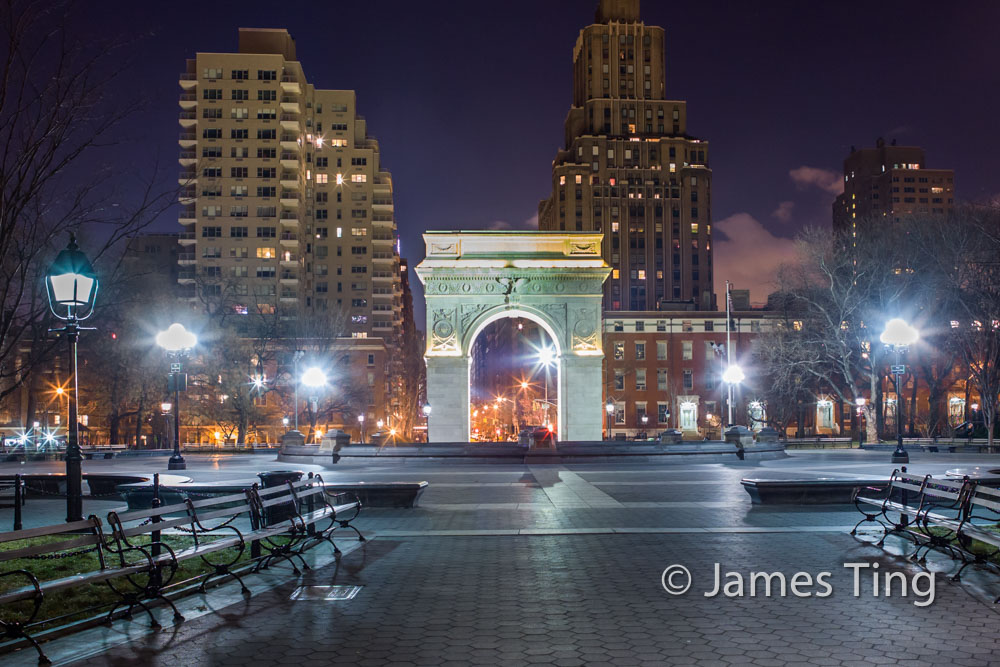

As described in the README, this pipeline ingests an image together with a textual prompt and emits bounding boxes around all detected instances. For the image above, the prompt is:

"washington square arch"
[415,231,611,443]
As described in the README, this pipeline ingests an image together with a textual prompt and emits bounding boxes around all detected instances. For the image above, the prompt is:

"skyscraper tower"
[539,0,714,311]
[177,28,402,339]
[832,138,955,236]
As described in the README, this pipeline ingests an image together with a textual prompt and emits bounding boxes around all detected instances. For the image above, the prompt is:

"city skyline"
[62,0,1000,324]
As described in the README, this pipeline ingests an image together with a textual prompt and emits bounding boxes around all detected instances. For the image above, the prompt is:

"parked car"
[518,426,555,446]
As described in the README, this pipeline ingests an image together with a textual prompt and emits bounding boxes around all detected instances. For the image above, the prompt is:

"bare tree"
[913,206,1000,449]
[0,1,173,414]
[762,221,917,442]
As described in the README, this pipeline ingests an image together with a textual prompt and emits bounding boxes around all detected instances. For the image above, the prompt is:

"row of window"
[613,368,702,392]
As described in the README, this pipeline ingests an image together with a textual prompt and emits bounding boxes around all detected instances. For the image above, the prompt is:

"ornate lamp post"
[46,233,98,522]
[357,414,366,443]
[156,323,197,470]
[880,318,919,463]
[605,399,615,440]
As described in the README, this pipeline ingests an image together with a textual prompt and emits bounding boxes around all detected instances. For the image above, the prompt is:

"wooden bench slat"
[121,516,194,537]
[0,517,100,543]
[194,505,252,523]
[0,534,102,562]
[186,491,253,509]
[0,562,149,605]
[113,500,192,523]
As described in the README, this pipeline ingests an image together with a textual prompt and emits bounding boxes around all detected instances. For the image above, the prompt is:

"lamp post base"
[891,444,909,464]
[168,455,186,470]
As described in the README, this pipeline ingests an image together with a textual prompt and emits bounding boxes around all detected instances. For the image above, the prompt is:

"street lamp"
[537,347,556,428]
[358,414,366,443]
[721,364,745,428]
[301,366,327,444]
[46,233,98,522]
[156,323,197,470]
[880,318,918,463]
[605,399,615,440]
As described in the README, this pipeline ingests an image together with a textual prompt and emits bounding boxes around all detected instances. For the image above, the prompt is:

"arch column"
[425,356,470,443]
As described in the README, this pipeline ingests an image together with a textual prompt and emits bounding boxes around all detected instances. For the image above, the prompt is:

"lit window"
[793,320,803,331]
[336,227,343,238]
[256,247,275,259]
[637,270,646,280]
[612,269,620,279]
[316,174,328,184]
[336,173,344,185]
[559,175,565,185]
[669,163,676,173]
[351,174,366,183]
[691,223,698,234]
[575,175,582,184]
[611,221,619,232]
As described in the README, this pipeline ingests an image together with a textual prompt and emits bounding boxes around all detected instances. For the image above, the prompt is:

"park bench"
[851,469,969,557]
[931,483,1000,591]
[0,516,162,665]
[247,474,364,574]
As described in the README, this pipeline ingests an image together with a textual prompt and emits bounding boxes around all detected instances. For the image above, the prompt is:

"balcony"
[280,74,301,94]
[279,192,300,207]
[372,321,394,331]
[178,188,197,205]
[178,231,196,245]
[372,272,394,281]
[280,173,299,188]
[280,96,300,112]
[280,253,299,266]
[178,270,196,284]
[372,199,393,210]
[178,208,196,224]
[179,72,197,89]
[279,213,299,227]
[371,216,394,225]
[178,150,197,166]
[178,131,197,147]
[178,92,198,109]
[178,170,198,185]
[279,233,298,246]
[279,113,299,130]
[280,152,299,168]
[178,252,196,265]
[280,135,301,151]
[373,252,395,262]
[280,271,299,283]
[178,110,197,128]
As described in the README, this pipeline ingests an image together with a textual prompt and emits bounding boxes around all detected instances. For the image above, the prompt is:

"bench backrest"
[919,476,968,507]
[888,471,928,497]
[0,516,108,569]
[251,475,332,525]
[968,483,1000,519]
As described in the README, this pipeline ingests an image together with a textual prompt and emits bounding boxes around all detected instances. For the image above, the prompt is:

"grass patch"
[900,523,1000,564]
[0,533,258,630]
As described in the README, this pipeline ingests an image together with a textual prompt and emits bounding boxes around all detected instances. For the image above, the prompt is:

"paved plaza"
[3,450,1000,665]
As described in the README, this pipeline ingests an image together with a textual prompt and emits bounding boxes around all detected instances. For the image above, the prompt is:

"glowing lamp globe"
[46,234,98,321]
[722,365,745,385]
[301,366,327,389]
[880,318,919,347]
[156,323,197,352]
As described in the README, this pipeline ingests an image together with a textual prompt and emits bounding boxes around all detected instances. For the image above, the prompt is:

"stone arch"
[415,231,610,443]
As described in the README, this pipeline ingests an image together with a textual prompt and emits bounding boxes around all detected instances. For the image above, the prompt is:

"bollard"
[306,472,316,536]
[150,473,163,590]
[899,466,909,528]
[13,474,23,531]
[249,483,261,559]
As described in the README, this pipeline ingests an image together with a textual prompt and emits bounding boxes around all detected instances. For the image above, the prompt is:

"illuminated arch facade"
[415,232,611,442]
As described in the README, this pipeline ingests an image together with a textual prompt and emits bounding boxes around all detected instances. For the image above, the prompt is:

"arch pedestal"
[416,232,611,443]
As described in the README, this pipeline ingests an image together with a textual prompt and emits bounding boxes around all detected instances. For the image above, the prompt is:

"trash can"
[256,470,304,525]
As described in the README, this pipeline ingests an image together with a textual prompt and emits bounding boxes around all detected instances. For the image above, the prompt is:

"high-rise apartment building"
[177,28,402,340]
[539,0,715,311]
[832,138,955,234]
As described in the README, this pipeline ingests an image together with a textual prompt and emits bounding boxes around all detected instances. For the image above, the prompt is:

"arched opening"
[467,310,559,442]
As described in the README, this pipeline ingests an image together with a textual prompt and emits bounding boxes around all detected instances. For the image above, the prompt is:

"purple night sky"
[68,1,1000,326]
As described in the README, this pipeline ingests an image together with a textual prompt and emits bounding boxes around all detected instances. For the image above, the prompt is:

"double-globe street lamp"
[880,318,919,464]
[156,323,197,470]
[605,399,615,440]
[45,234,98,522]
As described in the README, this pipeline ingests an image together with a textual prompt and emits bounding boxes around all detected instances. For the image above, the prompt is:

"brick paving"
[2,449,999,665]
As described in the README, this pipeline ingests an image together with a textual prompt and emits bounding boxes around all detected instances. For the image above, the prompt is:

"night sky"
[74,1,1000,326]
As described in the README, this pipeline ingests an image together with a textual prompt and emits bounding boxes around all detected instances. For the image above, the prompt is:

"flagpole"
[726,280,733,427]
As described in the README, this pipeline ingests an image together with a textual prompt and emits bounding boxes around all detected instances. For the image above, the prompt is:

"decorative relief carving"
[429,242,457,255]
[460,304,490,332]
[571,307,600,352]
[430,308,459,353]
[569,241,600,255]
[540,303,567,333]
[425,275,606,296]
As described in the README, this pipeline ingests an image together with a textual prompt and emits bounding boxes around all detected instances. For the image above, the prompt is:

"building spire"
[595,0,640,24]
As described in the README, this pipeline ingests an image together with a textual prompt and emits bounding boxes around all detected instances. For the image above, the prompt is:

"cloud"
[772,200,795,223]
[486,213,539,231]
[789,166,843,196]
[713,213,798,305]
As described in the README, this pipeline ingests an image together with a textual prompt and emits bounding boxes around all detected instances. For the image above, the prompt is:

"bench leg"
[338,520,366,543]
[2,623,50,665]
[850,513,880,536]
[198,562,252,599]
